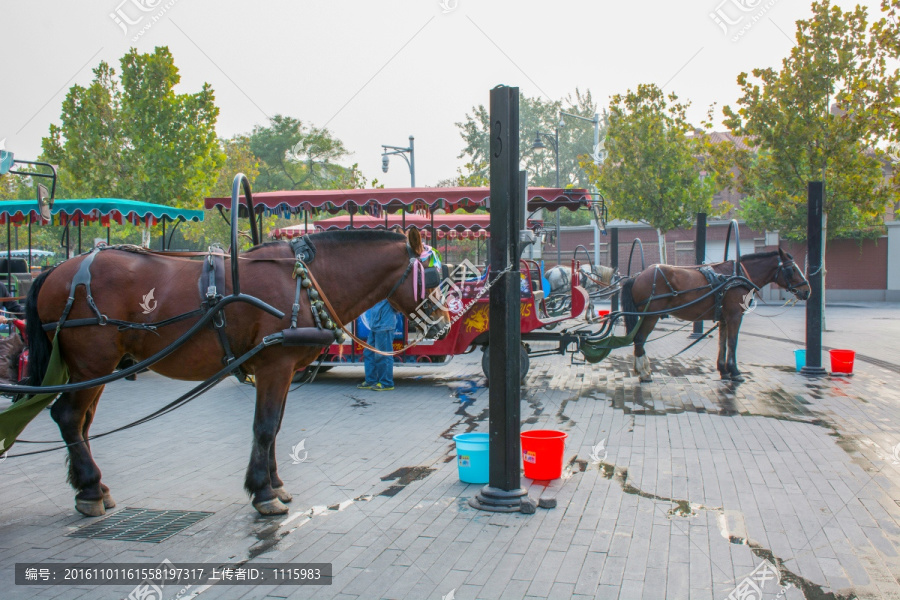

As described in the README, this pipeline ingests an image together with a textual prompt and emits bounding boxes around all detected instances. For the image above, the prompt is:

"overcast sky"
[0,0,885,190]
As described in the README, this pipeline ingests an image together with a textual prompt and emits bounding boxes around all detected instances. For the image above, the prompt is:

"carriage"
[0,172,811,518]
[206,186,602,381]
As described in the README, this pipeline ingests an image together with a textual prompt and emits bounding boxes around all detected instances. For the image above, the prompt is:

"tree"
[41,47,224,247]
[456,89,604,226]
[720,1,898,241]
[582,84,718,263]
[249,115,365,192]
[43,47,223,209]
[181,135,261,249]
[436,160,490,188]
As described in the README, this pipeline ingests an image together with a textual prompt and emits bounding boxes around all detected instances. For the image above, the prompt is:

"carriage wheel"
[481,344,529,385]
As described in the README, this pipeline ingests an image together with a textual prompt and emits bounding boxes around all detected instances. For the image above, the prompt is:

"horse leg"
[633,316,658,383]
[50,386,107,517]
[245,362,293,516]
[268,396,292,504]
[717,320,730,380]
[81,395,115,509]
[725,309,745,382]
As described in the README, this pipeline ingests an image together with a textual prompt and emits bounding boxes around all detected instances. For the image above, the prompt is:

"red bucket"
[521,430,567,480]
[829,349,855,375]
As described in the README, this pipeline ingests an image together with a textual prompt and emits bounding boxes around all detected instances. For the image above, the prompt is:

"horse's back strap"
[43,309,205,332]
[57,248,105,330]
[199,253,240,375]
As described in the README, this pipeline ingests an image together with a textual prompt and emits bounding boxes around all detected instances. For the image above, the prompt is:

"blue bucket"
[794,349,806,372]
[453,432,489,484]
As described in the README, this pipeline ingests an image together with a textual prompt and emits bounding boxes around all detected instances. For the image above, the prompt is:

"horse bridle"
[385,242,420,300]
[776,257,810,297]
[385,242,448,337]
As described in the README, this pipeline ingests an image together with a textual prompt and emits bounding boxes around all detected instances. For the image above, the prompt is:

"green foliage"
[42,47,224,210]
[455,89,603,189]
[181,135,261,249]
[437,160,490,188]
[33,47,223,252]
[183,115,367,249]
[583,84,718,235]
[250,115,365,192]
[720,1,898,239]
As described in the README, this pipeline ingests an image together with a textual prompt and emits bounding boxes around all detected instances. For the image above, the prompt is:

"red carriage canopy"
[205,186,593,217]
[271,213,503,240]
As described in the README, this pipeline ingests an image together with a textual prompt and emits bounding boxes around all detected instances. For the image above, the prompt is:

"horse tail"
[620,277,639,333]
[25,267,56,386]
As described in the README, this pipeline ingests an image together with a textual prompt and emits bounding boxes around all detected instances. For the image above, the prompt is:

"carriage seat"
[0,258,28,273]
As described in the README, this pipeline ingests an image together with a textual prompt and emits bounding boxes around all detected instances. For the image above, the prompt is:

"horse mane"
[309,230,407,244]
[705,250,782,265]
[740,250,781,260]
[245,241,285,253]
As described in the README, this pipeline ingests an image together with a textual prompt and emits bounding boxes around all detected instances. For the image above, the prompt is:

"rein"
[299,251,427,357]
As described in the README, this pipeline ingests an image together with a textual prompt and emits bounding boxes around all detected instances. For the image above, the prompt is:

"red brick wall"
[781,238,887,290]
[552,223,765,272]
[554,225,888,290]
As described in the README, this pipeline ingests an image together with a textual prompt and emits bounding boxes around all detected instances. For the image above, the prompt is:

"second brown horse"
[620,248,810,383]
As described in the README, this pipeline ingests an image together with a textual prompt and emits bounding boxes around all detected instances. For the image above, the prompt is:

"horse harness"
[775,257,808,296]
[40,237,443,377]
[697,266,757,322]
[638,263,759,323]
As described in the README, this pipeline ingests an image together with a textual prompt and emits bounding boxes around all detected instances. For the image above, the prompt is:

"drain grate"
[67,508,213,543]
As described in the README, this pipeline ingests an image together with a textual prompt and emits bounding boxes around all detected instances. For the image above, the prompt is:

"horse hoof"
[75,498,106,517]
[273,487,293,503]
[639,376,652,383]
[730,375,745,383]
[102,491,116,509]
[253,498,289,516]
[720,373,731,381]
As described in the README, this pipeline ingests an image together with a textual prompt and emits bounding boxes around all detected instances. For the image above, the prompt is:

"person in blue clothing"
[357,298,398,391]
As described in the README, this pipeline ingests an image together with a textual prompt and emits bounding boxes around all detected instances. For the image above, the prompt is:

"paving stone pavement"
[2,303,900,599]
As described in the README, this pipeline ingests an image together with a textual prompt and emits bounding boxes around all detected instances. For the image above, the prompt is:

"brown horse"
[25,231,448,517]
[620,248,810,383]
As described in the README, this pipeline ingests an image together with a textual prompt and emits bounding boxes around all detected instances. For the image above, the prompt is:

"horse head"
[384,230,451,339]
[774,248,811,300]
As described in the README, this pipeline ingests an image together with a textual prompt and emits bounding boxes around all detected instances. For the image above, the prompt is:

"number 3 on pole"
[493,120,502,158]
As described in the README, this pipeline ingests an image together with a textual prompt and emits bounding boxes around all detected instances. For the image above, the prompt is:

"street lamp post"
[560,111,605,267]
[381,135,416,187]
[531,128,561,265]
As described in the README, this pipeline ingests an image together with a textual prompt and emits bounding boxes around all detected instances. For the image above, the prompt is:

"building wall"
[889,223,900,301]
[781,238,887,290]
[551,221,890,299]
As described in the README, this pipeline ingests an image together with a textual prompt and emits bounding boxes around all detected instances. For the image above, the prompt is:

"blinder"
[423,266,442,289]
[777,258,809,296]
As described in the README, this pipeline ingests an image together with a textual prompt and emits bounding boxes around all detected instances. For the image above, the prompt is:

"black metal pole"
[6,220,11,292]
[610,227,619,314]
[801,181,827,376]
[161,219,166,251]
[554,130,561,267]
[689,212,707,339]
[470,85,534,514]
